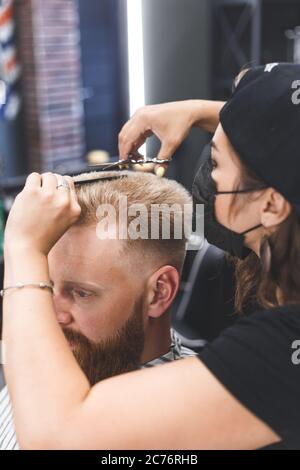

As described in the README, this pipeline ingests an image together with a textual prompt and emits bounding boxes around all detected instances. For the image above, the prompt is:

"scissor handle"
[147,157,171,165]
[128,155,171,165]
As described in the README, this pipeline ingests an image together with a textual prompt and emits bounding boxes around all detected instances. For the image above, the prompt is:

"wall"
[142,0,212,190]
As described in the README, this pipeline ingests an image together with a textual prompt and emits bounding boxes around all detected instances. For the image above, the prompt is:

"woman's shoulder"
[199,302,300,367]
[243,303,300,331]
[252,303,300,315]
[199,303,300,367]
[198,302,300,449]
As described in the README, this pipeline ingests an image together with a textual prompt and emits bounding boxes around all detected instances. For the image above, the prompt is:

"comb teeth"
[74,173,130,185]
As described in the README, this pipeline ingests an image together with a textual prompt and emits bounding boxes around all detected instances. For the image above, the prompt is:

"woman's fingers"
[42,173,80,221]
[119,126,149,160]
[53,174,69,191]
[118,120,138,159]
[53,173,75,204]
[118,102,193,166]
[62,175,82,219]
[63,175,75,190]
[25,172,42,189]
[63,175,78,199]
[153,141,176,177]
[118,106,154,159]
[154,163,168,177]
[157,137,180,161]
[41,172,58,191]
[5,171,81,256]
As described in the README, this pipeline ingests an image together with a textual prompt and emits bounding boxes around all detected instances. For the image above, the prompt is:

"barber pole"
[0,0,21,120]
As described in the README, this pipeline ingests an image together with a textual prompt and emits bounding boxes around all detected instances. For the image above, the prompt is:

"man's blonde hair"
[73,170,192,274]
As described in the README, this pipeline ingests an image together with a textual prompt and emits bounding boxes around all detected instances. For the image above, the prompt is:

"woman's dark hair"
[231,162,300,313]
[227,66,300,313]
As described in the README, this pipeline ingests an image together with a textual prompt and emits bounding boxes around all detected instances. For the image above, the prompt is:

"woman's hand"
[119,101,198,167]
[118,100,225,173]
[4,172,81,256]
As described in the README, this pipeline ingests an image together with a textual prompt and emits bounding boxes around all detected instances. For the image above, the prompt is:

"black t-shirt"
[197,304,300,450]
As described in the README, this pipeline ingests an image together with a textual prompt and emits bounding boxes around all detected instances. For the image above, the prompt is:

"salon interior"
[0,0,299,390]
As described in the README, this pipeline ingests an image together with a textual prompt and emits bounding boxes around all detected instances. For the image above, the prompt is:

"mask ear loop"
[216,186,268,195]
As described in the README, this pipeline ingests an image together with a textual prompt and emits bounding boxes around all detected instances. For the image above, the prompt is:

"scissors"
[87,154,171,171]
[74,154,171,186]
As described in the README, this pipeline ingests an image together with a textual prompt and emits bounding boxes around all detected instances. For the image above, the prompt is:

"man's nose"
[53,293,73,325]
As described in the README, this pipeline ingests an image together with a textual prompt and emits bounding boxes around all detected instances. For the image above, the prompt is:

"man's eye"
[73,289,92,299]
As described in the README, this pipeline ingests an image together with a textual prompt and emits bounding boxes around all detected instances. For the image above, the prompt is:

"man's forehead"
[52,224,122,254]
[48,252,127,288]
[49,225,125,274]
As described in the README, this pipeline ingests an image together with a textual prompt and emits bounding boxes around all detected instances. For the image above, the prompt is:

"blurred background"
[2,0,300,187]
[1,0,300,385]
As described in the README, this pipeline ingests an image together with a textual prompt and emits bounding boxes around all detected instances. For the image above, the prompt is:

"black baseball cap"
[220,63,300,215]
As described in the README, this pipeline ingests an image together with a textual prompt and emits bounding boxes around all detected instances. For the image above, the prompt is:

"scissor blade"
[88,160,129,171]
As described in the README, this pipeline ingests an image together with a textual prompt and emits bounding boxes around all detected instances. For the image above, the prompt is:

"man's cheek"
[75,311,110,342]
[75,299,131,341]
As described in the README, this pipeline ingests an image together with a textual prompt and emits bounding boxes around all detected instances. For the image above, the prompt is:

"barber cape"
[0,329,197,450]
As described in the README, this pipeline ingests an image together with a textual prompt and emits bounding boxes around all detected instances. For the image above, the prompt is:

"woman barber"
[3,63,300,449]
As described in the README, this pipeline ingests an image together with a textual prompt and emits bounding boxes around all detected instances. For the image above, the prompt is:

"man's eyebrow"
[50,280,104,291]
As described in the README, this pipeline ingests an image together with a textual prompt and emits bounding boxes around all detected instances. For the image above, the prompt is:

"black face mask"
[192,146,266,259]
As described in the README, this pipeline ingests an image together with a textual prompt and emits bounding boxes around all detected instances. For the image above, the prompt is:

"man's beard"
[62,296,145,386]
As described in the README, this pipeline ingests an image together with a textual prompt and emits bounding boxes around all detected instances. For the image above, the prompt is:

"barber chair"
[172,240,237,345]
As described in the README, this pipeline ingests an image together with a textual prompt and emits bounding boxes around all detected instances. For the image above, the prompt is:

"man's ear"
[260,189,292,229]
[145,265,180,319]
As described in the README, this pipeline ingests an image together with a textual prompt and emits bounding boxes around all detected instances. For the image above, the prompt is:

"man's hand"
[4,172,81,256]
